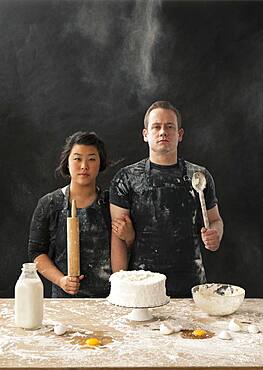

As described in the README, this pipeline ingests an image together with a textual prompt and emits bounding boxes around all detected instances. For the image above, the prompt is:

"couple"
[28,100,223,299]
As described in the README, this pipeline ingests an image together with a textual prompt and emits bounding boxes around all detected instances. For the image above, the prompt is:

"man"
[110,101,223,297]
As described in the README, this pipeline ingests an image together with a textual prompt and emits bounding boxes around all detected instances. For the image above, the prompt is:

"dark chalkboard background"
[1,0,262,298]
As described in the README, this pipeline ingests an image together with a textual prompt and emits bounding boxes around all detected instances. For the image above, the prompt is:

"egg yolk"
[192,329,207,337]
[85,337,101,346]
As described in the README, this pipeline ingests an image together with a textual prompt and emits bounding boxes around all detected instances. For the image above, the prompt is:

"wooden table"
[0,298,262,369]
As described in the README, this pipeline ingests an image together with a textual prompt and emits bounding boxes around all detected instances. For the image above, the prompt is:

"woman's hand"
[59,275,85,295]
[112,214,135,246]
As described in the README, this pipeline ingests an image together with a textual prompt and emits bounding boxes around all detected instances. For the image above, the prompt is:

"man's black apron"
[51,186,111,298]
[129,159,206,298]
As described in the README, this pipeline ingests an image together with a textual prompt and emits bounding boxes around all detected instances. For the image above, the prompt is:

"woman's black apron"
[129,159,206,298]
[51,186,111,298]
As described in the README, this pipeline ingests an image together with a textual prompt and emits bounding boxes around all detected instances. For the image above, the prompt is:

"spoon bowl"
[192,171,207,192]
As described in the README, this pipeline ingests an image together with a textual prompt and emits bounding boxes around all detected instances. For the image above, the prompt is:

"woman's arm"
[34,254,84,295]
[110,204,131,272]
[111,213,135,247]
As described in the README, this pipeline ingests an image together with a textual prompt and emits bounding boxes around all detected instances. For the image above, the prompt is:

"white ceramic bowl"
[191,283,245,316]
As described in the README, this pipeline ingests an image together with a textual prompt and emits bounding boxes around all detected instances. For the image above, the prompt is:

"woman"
[28,131,134,298]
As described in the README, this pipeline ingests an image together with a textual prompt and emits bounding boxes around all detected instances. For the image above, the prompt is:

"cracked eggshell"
[218,330,232,340]
[54,323,67,336]
[247,324,260,334]
[228,318,243,332]
[172,324,183,333]
[160,322,174,335]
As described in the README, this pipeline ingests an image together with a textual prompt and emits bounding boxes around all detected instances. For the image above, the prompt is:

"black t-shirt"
[110,158,218,211]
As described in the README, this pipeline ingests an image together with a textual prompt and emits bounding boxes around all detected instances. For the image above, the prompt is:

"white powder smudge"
[0,299,262,367]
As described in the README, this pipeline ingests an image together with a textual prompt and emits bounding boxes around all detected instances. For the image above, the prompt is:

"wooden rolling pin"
[67,200,80,276]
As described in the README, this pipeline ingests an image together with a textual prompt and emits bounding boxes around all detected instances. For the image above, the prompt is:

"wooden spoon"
[192,172,209,229]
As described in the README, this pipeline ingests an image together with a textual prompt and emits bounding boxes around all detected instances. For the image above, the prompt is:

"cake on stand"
[107,270,170,321]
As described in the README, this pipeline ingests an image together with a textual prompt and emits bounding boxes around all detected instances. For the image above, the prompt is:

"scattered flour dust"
[0,298,262,367]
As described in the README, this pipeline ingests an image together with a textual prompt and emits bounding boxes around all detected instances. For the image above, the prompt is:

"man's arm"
[110,204,130,272]
[201,204,224,251]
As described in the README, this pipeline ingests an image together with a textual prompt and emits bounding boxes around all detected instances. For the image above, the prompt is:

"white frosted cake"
[107,270,169,308]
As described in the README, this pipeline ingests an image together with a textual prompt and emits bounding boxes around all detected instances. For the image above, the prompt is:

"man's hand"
[201,227,220,251]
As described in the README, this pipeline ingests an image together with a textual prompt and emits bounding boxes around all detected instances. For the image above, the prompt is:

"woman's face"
[68,144,100,187]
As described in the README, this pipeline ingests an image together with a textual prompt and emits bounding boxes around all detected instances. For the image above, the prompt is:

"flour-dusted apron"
[129,159,206,297]
[52,186,111,298]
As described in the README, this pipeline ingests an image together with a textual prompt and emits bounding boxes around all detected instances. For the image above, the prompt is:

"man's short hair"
[144,101,182,129]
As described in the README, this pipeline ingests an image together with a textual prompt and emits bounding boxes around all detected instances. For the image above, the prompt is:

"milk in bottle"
[15,262,43,329]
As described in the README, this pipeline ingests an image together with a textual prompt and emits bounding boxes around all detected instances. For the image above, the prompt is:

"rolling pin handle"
[71,199,77,218]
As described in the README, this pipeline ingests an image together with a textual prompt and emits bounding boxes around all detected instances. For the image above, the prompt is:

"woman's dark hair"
[56,131,107,178]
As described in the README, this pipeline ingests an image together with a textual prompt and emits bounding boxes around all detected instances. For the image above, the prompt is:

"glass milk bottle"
[15,262,43,329]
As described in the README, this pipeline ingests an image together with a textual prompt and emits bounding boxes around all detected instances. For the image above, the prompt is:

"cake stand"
[108,298,170,322]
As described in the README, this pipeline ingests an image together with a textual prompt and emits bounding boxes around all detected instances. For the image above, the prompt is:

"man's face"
[143,108,184,157]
